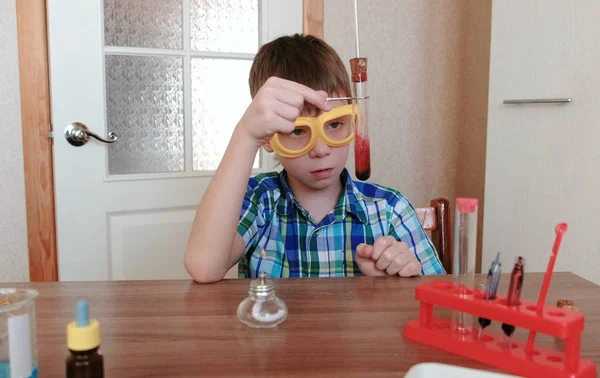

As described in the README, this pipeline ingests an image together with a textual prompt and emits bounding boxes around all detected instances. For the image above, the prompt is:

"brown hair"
[249,34,351,98]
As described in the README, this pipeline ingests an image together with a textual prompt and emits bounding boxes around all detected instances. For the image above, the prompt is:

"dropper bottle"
[66,300,104,378]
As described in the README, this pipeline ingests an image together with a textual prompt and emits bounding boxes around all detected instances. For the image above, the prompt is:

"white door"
[47,0,302,281]
[483,1,600,284]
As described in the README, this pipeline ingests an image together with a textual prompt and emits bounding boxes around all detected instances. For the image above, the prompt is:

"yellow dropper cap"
[67,300,101,351]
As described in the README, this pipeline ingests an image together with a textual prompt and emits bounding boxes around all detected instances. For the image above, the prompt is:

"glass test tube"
[451,198,478,338]
[350,57,370,181]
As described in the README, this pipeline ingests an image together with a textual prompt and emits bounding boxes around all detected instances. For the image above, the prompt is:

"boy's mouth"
[310,168,333,179]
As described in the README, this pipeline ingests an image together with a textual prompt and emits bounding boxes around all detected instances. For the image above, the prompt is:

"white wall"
[0,0,29,282]
[483,1,600,285]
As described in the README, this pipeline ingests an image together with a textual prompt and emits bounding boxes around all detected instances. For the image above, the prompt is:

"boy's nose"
[308,139,331,158]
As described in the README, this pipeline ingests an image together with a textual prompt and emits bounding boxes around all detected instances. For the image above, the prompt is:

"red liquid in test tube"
[354,135,371,181]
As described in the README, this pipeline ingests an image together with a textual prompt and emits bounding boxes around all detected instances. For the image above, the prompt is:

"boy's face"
[265,97,351,191]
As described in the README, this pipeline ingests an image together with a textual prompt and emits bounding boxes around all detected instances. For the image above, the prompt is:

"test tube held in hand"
[350,0,370,181]
[350,58,370,181]
[501,257,525,344]
[451,198,478,339]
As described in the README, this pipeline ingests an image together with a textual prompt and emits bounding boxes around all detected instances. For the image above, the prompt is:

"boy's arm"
[184,77,331,283]
[184,128,258,283]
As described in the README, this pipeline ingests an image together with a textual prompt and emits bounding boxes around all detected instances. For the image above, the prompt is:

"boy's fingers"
[356,257,386,277]
[275,89,306,110]
[355,244,386,276]
[371,236,395,261]
[272,103,302,126]
[356,243,373,259]
[385,256,409,275]
[398,261,422,277]
[277,79,331,111]
[375,248,401,271]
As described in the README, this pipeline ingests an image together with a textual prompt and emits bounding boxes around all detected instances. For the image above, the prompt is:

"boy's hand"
[237,76,331,147]
[356,236,422,277]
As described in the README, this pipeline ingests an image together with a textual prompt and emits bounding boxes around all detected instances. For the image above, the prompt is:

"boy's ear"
[262,142,274,153]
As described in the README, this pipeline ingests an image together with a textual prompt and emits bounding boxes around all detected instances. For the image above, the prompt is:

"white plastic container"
[405,363,520,378]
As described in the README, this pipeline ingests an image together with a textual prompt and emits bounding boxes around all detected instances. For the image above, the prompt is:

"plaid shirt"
[237,168,445,278]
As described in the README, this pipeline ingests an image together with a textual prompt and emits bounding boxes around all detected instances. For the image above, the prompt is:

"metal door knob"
[65,122,117,147]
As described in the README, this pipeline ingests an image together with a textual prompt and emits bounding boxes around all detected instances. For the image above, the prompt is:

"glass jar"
[451,198,478,339]
[0,288,39,378]
[237,272,287,328]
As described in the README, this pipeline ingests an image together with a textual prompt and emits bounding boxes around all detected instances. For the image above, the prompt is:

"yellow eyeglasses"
[269,104,357,158]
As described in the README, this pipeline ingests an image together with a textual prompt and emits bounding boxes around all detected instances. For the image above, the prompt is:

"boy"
[185,34,445,282]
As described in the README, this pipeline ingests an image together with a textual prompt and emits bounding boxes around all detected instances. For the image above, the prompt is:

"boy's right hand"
[237,77,332,148]
[356,237,422,277]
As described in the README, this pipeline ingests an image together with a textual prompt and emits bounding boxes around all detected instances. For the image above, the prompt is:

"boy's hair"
[249,34,351,98]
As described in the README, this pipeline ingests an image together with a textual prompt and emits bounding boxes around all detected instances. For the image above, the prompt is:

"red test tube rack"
[403,280,597,378]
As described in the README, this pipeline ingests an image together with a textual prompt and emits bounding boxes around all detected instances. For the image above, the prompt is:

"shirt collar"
[275,168,369,224]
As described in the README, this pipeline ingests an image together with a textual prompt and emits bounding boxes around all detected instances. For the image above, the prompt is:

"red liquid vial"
[350,57,371,181]
[355,135,371,181]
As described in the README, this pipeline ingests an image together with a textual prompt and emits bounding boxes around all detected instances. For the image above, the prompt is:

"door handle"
[64,122,118,147]
[503,98,572,104]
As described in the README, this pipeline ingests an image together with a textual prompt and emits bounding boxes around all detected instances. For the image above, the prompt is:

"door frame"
[16,0,324,281]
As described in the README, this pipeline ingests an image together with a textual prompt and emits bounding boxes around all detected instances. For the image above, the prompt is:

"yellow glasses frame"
[269,104,356,158]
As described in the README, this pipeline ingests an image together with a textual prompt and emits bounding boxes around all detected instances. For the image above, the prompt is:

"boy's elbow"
[184,251,226,283]
[190,271,223,284]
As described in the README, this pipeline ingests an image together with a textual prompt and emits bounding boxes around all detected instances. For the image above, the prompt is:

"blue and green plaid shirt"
[237,168,445,278]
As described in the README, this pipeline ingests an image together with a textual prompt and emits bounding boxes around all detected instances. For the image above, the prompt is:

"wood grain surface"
[4,273,599,377]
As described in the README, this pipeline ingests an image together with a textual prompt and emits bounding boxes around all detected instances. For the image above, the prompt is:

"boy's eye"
[328,122,342,129]
[291,128,305,136]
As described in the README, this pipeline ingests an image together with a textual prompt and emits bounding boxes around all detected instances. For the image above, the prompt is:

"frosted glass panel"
[106,55,184,175]
[191,58,257,171]
[104,0,183,49]
[191,0,258,53]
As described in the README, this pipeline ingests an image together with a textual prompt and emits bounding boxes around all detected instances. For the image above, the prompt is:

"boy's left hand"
[356,236,422,277]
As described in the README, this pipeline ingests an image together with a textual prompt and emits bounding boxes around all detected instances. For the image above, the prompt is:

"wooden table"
[5,273,600,377]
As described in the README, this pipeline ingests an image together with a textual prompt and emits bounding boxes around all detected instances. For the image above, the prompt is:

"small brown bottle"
[66,300,104,378]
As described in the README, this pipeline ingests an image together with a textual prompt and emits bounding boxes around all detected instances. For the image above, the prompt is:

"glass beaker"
[0,288,39,378]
